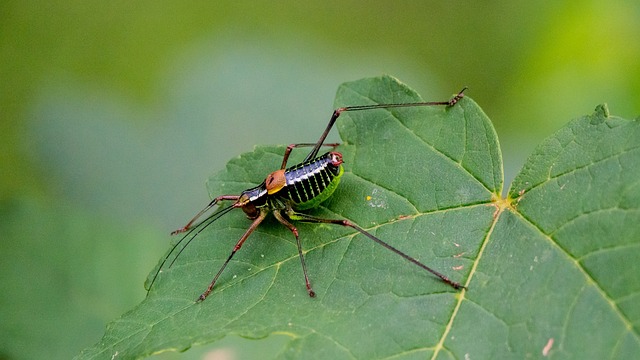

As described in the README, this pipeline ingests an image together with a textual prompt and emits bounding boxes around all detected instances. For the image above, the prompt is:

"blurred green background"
[1,1,638,359]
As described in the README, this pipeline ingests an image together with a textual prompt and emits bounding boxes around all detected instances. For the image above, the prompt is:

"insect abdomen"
[283,152,344,210]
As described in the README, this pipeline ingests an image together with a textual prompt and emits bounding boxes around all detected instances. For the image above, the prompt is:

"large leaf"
[77,76,640,359]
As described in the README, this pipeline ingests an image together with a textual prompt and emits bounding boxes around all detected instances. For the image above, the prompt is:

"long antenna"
[146,203,238,294]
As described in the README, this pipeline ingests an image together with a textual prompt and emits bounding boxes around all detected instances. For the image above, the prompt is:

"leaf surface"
[77,76,640,359]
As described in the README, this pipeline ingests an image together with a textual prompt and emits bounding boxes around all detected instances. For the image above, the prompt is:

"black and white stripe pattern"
[283,152,341,205]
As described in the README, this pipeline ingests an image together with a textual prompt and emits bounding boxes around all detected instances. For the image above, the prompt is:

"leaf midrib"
[430,198,503,359]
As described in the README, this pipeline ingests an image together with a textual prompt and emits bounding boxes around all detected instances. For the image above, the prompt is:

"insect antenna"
[167,204,238,268]
[146,203,238,295]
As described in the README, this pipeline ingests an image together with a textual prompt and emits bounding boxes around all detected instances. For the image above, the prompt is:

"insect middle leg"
[273,210,316,297]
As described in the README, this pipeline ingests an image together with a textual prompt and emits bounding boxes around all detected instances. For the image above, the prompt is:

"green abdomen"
[283,152,344,210]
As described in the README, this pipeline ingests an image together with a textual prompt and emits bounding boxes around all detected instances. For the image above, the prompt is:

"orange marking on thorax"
[266,169,287,195]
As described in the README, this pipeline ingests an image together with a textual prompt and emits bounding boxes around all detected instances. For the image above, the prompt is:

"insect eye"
[241,202,258,218]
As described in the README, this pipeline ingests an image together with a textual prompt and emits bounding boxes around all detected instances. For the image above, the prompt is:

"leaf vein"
[511,209,640,339]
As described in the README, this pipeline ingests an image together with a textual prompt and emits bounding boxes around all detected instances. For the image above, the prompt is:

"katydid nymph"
[148,86,467,302]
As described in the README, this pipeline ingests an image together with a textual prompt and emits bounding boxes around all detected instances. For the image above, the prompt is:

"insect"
[148,87,467,302]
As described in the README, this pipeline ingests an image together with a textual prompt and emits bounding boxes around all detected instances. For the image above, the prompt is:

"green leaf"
[77,76,640,359]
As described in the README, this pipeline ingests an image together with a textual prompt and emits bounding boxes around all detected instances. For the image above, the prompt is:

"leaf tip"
[589,104,610,124]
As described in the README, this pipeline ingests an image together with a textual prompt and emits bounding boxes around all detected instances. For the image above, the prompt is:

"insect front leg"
[147,202,241,297]
[197,210,268,302]
[171,195,241,235]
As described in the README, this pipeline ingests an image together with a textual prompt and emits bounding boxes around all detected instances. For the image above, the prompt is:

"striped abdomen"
[282,151,344,210]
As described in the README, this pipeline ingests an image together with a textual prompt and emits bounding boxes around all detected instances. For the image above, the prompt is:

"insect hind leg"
[288,210,465,291]
[304,88,467,162]
[280,142,340,169]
